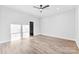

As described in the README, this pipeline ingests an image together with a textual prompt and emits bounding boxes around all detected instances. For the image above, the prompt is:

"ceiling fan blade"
[33,6,40,9]
[42,5,50,9]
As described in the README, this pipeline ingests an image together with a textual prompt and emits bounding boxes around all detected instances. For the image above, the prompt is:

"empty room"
[0,5,79,54]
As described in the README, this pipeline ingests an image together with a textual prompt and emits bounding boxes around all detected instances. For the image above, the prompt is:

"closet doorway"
[30,21,34,36]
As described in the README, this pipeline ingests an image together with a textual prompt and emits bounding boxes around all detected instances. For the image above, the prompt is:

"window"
[22,25,29,38]
[11,24,29,41]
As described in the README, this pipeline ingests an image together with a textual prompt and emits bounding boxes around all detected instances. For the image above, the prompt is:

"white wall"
[0,6,77,44]
[75,7,79,48]
[0,6,40,43]
[77,8,79,48]
[40,9,75,40]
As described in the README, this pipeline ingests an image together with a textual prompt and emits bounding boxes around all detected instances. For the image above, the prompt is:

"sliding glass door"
[10,24,29,41]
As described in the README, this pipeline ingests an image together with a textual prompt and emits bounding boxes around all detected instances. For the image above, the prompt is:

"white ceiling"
[3,5,77,18]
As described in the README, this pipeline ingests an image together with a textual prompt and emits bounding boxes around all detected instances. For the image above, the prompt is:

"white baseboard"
[75,41,79,48]
[0,40,10,44]
[40,34,75,41]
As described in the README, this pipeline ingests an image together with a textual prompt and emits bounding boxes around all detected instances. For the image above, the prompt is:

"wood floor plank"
[0,34,79,54]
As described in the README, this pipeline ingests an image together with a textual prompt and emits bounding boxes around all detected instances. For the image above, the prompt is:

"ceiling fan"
[33,5,50,13]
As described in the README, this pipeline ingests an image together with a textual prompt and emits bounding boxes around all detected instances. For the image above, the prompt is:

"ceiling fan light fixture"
[40,9,42,13]
[33,5,50,13]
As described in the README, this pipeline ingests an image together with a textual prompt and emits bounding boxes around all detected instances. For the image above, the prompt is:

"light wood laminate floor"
[0,34,79,54]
